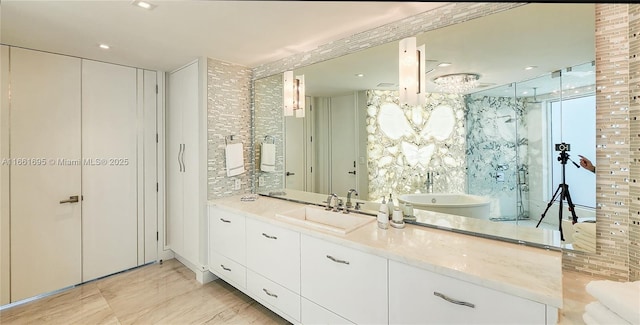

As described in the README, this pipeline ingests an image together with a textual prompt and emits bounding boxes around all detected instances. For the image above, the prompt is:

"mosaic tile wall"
[207,58,252,199]
[628,4,640,281]
[465,95,529,219]
[365,90,466,200]
[253,3,525,80]
[254,74,284,192]
[562,4,633,281]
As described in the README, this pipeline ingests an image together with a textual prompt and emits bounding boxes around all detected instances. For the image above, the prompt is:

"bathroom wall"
[465,95,529,219]
[207,58,252,199]
[366,90,467,200]
[254,74,284,192]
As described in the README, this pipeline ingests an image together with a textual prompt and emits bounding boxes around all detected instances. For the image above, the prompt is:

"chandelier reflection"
[433,73,480,94]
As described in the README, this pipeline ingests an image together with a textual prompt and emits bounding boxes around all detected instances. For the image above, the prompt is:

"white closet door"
[10,48,82,301]
[81,60,138,281]
[330,94,357,194]
[285,114,305,191]
[178,61,200,263]
[143,70,158,264]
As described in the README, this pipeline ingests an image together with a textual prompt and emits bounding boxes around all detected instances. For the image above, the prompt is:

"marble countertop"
[209,194,563,308]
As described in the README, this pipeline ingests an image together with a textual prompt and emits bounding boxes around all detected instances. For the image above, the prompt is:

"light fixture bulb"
[433,73,480,94]
[99,44,110,50]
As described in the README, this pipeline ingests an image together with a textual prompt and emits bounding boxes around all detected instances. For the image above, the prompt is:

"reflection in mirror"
[467,61,596,252]
[253,3,596,251]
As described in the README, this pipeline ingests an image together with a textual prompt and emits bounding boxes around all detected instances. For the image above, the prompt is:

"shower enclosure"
[465,61,596,226]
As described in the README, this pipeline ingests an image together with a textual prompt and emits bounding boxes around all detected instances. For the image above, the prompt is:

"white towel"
[586,280,640,324]
[225,142,245,177]
[260,143,276,172]
[584,301,632,325]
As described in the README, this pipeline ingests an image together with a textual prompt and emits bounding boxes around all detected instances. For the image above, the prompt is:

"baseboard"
[173,253,215,284]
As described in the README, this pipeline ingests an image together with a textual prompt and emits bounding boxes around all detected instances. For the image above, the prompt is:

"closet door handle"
[181,144,186,173]
[59,195,79,204]
[177,144,184,172]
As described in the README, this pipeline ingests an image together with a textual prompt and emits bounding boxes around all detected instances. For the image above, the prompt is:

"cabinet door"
[389,260,546,324]
[166,60,200,263]
[81,59,138,281]
[9,47,82,301]
[209,250,246,289]
[209,206,246,264]
[246,218,300,293]
[301,234,387,324]
[247,269,301,322]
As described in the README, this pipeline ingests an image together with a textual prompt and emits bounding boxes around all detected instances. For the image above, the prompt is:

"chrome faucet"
[346,189,358,208]
[425,171,436,193]
[325,193,339,212]
[344,189,359,214]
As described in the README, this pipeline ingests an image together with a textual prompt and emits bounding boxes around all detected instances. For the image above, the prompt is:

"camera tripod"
[536,150,579,241]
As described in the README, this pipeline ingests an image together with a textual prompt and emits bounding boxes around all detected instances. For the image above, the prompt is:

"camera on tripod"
[555,142,570,152]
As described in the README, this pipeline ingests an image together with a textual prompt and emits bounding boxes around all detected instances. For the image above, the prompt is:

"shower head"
[528,87,542,104]
[496,115,514,123]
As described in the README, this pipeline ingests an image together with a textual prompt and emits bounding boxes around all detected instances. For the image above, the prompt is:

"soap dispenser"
[377,196,389,229]
[386,193,395,219]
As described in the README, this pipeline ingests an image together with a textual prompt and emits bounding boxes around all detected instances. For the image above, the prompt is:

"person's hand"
[578,155,596,173]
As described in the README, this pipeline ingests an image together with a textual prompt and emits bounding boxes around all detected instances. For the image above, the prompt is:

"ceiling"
[295,3,596,97]
[0,1,448,72]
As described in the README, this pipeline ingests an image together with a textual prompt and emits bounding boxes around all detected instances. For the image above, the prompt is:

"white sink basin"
[276,205,374,234]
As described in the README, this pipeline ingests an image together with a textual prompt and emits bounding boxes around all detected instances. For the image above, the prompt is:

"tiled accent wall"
[562,4,632,281]
[253,3,525,80]
[207,58,252,199]
[254,74,284,192]
[629,4,640,281]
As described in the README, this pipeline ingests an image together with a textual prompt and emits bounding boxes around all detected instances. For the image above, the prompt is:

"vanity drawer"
[302,298,354,325]
[209,206,245,264]
[247,269,300,322]
[209,251,246,289]
[300,234,387,325]
[388,260,546,324]
[246,217,300,293]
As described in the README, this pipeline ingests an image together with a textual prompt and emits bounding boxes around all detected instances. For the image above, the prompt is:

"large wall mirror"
[254,3,596,252]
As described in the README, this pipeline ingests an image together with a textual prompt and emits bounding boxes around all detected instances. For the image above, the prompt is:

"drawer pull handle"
[433,292,475,308]
[326,255,350,265]
[220,264,231,271]
[263,288,278,298]
[262,233,277,240]
[220,218,231,223]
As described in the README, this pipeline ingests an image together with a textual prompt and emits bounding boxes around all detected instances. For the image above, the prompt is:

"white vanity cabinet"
[246,218,300,293]
[388,260,549,324]
[208,206,246,288]
[300,234,388,325]
[245,217,301,322]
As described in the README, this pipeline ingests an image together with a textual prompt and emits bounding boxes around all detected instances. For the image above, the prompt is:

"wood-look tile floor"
[0,258,603,324]
[0,259,289,325]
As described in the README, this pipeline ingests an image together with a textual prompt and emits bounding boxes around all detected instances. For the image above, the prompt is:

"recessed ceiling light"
[99,44,110,50]
[525,66,537,70]
[438,62,451,67]
[355,73,364,77]
[132,0,156,10]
